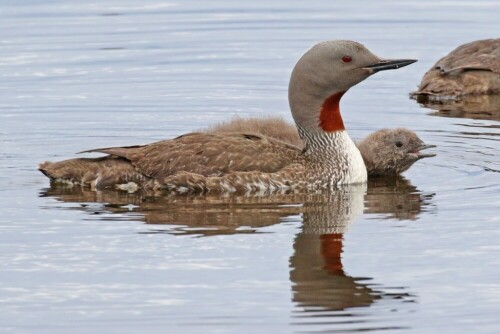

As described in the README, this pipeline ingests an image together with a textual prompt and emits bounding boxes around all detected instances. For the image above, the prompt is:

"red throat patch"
[319,91,346,132]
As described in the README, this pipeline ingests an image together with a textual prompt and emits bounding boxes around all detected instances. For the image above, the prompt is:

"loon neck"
[292,89,348,142]
[296,90,350,155]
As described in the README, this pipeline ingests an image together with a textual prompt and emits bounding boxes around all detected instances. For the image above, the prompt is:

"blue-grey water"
[1,1,499,333]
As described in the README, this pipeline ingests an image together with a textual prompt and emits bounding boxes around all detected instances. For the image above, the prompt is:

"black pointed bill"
[364,59,417,73]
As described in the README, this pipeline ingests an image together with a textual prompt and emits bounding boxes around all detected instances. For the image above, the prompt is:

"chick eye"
[395,141,403,147]
[342,55,352,63]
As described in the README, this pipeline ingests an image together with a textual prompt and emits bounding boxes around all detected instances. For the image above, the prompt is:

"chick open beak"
[415,144,436,159]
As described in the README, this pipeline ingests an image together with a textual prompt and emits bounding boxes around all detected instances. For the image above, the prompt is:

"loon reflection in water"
[414,94,500,121]
[40,176,430,312]
[40,175,434,234]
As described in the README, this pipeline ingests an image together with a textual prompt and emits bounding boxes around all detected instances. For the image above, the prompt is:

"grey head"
[288,40,417,135]
[357,128,436,176]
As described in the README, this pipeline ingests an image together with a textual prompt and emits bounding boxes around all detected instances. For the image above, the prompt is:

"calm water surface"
[1,1,499,333]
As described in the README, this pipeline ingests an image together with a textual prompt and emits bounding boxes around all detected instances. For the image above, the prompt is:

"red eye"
[342,55,352,63]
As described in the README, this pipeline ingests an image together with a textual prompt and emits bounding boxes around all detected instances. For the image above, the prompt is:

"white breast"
[336,131,367,185]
